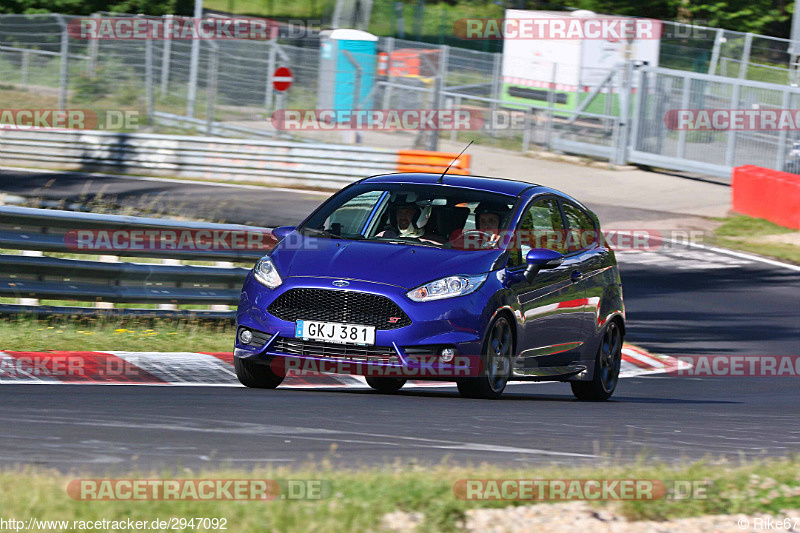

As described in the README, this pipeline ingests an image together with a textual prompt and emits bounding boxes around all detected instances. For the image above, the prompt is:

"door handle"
[571,270,583,283]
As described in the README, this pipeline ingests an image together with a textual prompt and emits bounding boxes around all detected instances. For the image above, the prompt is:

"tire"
[365,377,406,393]
[457,315,514,399]
[234,356,284,389]
[571,320,623,401]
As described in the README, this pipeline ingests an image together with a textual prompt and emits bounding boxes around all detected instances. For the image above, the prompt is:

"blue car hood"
[270,234,502,290]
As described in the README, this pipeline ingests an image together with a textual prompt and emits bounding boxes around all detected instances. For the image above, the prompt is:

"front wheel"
[365,377,406,393]
[571,320,623,401]
[457,315,513,399]
[235,357,284,389]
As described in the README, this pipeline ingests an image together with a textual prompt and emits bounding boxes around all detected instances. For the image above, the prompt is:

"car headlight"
[253,256,282,289]
[406,274,487,302]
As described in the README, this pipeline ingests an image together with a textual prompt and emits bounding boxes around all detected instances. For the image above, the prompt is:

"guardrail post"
[210,261,234,311]
[18,251,43,306]
[160,14,173,100]
[57,15,69,110]
[94,255,118,309]
[157,258,180,311]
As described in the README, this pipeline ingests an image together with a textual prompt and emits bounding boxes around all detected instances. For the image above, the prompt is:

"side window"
[325,190,385,236]
[562,202,598,252]
[508,198,566,267]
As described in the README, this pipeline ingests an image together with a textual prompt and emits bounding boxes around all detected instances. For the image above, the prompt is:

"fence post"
[522,107,533,152]
[739,32,753,80]
[145,37,154,124]
[724,80,741,167]
[427,43,448,151]
[544,63,557,150]
[186,0,203,118]
[676,74,691,160]
[206,42,219,135]
[88,13,99,77]
[613,61,634,165]
[708,28,723,76]
[21,49,29,88]
[58,15,69,110]
[265,35,277,112]
[382,36,395,110]
[160,14,173,99]
[776,89,791,171]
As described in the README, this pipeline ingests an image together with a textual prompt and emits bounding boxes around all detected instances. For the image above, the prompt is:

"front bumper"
[234,272,490,378]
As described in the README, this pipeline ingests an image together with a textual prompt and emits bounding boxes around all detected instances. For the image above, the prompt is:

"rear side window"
[562,202,598,252]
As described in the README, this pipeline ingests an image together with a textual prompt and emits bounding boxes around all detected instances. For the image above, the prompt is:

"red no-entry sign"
[273,67,293,91]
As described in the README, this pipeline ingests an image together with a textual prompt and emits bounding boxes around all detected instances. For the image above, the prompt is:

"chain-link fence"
[2,13,800,179]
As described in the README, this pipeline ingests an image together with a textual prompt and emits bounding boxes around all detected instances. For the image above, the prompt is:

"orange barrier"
[732,165,800,229]
[396,149,471,175]
[377,49,440,77]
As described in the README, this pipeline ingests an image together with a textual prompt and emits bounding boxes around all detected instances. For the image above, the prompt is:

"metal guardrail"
[0,130,400,190]
[0,205,273,318]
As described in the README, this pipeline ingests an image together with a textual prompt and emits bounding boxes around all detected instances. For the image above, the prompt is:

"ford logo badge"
[332,280,349,287]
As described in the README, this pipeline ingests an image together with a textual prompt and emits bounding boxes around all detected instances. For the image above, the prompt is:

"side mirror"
[272,226,296,241]
[524,248,564,281]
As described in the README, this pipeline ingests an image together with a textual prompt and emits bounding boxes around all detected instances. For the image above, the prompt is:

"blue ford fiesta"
[234,173,625,400]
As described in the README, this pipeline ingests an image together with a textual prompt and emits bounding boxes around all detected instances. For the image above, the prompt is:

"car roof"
[362,173,538,197]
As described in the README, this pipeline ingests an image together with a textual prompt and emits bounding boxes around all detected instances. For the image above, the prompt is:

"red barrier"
[731,165,800,230]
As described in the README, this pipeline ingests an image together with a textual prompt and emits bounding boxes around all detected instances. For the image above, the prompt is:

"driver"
[474,201,508,246]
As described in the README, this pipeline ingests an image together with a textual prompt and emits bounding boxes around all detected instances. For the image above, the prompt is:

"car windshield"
[298,183,517,250]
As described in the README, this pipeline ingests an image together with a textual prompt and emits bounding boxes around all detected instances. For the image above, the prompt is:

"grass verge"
[0,316,234,352]
[709,215,800,265]
[0,457,798,532]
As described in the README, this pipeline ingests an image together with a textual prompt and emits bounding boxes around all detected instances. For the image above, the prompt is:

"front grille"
[273,336,398,362]
[267,288,411,330]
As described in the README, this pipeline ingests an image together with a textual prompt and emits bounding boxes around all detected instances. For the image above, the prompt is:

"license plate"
[295,320,376,346]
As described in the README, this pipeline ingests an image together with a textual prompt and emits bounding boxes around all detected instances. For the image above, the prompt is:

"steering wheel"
[458,229,500,248]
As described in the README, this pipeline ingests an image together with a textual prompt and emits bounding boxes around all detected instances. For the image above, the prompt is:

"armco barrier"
[0,205,272,318]
[0,130,471,189]
[732,165,800,230]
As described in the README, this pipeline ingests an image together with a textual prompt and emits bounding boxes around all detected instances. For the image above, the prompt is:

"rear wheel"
[457,315,513,399]
[571,320,623,401]
[365,377,406,393]
[235,357,284,389]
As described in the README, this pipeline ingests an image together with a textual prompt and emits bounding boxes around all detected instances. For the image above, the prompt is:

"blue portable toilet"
[318,29,377,118]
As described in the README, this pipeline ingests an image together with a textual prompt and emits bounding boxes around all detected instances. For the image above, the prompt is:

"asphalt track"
[1,168,799,471]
